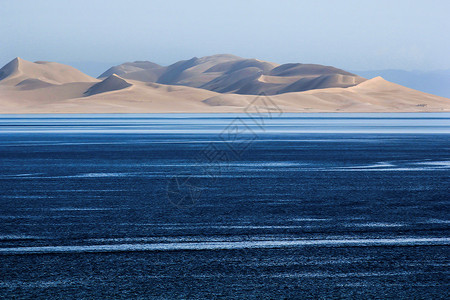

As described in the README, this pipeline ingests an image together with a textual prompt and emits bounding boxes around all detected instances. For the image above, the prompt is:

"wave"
[1,237,448,255]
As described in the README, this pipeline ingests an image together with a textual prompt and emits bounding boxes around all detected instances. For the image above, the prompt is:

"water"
[0,113,449,298]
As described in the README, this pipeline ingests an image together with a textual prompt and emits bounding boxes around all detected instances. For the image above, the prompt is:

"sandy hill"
[0,56,448,113]
[103,54,365,95]
[85,74,132,96]
[354,69,450,98]
[0,57,97,87]
[98,61,164,82]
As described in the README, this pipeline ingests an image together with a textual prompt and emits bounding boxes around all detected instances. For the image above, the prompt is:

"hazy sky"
[1,0,449,75]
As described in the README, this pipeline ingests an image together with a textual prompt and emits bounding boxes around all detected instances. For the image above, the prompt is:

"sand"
[0,56,449,113]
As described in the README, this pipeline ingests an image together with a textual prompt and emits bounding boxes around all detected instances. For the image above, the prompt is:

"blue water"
[0,113,449,298]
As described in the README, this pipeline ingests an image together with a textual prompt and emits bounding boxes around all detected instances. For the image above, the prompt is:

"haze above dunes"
[0,55,449,113]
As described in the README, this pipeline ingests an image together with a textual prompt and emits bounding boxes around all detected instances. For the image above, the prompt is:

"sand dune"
[85,74,132,96]
[281,74,366,93]
[98,61,162,78]
[0,57,97,86]
[15,78,54,90]
[98,61,164,83]
[269,63,354,77]
[103,54,366,95]
[0,56,448,113]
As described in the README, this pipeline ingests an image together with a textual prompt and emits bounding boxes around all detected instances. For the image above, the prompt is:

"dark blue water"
[0,114,449,299]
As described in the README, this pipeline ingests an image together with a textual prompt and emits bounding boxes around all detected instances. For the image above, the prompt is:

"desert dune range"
[0,54,449,113]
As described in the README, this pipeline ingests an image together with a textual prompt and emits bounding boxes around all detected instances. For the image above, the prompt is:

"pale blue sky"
[1,0,449,74]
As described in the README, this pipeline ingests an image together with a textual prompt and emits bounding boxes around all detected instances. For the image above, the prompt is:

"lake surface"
[0,113,449,298]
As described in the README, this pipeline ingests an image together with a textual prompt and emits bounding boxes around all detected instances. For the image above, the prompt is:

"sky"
[1,0,449,76]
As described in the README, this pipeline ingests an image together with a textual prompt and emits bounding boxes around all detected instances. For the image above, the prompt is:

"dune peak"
[0,57,97,86]
[84,74,132,96]
[0,57,25,81]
